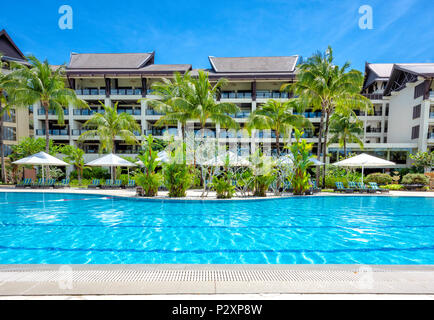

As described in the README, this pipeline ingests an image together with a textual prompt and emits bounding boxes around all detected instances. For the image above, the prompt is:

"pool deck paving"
[0,187,433,296]
[1,264,434,296]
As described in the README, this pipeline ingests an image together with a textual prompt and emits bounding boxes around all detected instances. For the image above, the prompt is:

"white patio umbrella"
[333,153,395,183]
[203,151,250,166]
[309,158,324,166]
[277,154,293,166]
[136,151,170,167]
[86,153,136,180]
[12,151,69,180]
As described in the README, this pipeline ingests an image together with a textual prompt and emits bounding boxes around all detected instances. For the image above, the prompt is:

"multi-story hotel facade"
[30,50,434,168]
[0,30,31,157]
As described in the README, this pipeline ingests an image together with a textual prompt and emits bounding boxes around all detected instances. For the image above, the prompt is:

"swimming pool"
[0,192,433,264]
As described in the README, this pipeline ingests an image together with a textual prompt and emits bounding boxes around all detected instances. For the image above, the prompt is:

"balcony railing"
[256,91,289,99]
[36,129,69,136]
[145,109,165,116]
[362,93,383,100]
[75,89,105,96]
[110,88,142,96]
[429,132,434,139]
[73,109,98,116]
[71,129,89,136]
[293,111,322,118]
[118,109,141,115]
[430,112,434,119]
[221,91,252,99]
[366,128,382,133]
[38,109,69,116]
[145,128,178,136]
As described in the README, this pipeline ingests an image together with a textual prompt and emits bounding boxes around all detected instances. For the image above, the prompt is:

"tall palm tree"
[247,99,312,155]
[171,70,240,133]
[327,112,364,157]
[61,145,87,184]
[148,71,193,140]
[79,102,140,153]
[282,46,372,186]
[12,55,87,153]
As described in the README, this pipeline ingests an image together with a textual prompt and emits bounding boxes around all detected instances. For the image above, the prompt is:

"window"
[385,104,389,116]
[411,125,420,140]
[414,83,425,99]
[2,127,16,141]
[413,104,421,119]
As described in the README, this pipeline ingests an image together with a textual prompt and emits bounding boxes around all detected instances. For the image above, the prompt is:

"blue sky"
[1,0,433,71]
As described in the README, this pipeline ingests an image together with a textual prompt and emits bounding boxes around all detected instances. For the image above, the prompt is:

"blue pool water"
[0,192,433,264]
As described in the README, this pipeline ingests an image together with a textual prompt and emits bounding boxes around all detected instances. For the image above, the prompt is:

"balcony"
[118,109,141,116]
[36,129,69,136]
[73,109,98,116]
[71,129,89,136]
[110,88,142,96]
[220,131,248,139]
[428,132,434,140]
[430,112,434,119]
[366,127,382,133]
[145,128,178,136]
[293,111,322,118]
[38,109,69,116]
[221,91,252,99]
[75,89,105,96]
[362,93,383,100]
[145,109,165,116]
[256,91,289,99]
[228,111,251,118]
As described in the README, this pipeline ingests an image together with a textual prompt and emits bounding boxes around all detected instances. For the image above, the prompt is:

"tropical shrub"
[249,150,275,197]
[289,129,314,195]
[135,172,163,197]
[365,173,392,185]
[401,173,429,185]
[70,167,110,180]
[211,176,235,199]
[253,174,275,197]
[163,162,193,197]
[381,184,404,190]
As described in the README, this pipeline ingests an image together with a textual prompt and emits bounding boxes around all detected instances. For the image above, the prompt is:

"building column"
[141,99,148,135]
[419,99,430,152]
[105,78,111,98]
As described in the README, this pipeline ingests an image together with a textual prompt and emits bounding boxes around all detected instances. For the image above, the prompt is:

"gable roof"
[362,63,394,90]
[384,63,434,96]
[208,56,299,73]
[0,29,26,62]
[68,52,155,69]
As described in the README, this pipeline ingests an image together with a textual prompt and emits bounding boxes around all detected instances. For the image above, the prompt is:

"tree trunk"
[0,98,5,183]
[43,102,50,179]
[316,107,325,185]
[275,131,280,156]
[343,140,347,158]
[322,111,331,188]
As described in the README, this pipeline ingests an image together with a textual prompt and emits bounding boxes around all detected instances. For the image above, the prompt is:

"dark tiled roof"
[384,63,434,96]
[0,29,27,62]
[68,52,154,69]
[208,56,298,73]
[140,64,192,72]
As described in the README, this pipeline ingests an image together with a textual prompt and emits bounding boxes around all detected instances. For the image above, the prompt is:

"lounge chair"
[54,178,70,189]
[310,180,321,193]
[349,181,366,193]
[31,178,46,189]
[41,179,56,189]
[101,179,114,189]
[136,186,144,196]
[335,182,354,193]
[369,182,389,193]
[88,179,101,189]
[15,178,32,188]
[125,180,136,188]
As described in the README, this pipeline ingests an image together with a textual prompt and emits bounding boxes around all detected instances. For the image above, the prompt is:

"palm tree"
[282,46,372,186]
[164,70,240,135]
[327,112,364,157]
[61,145,87,184]
[148,71,193,140]
[11,55,87,154]
[79,102,140,153]
[247,99,312,155]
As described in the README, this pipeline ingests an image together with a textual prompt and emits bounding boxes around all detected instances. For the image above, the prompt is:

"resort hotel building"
[1,43,430,167]
[0,30,31,157]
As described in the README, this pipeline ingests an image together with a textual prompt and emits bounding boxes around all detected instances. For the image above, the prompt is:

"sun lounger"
[310,180,321,193]
[101,179,112,189]
[31,178,46,189]
[349,181,365,193]
[369,182,389,193]
[356,182,374,193]
[54,178,70,188]
[335,182,354,193]
[15,178,32,188]
[125,180,136,188]
[88,179,101,189]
